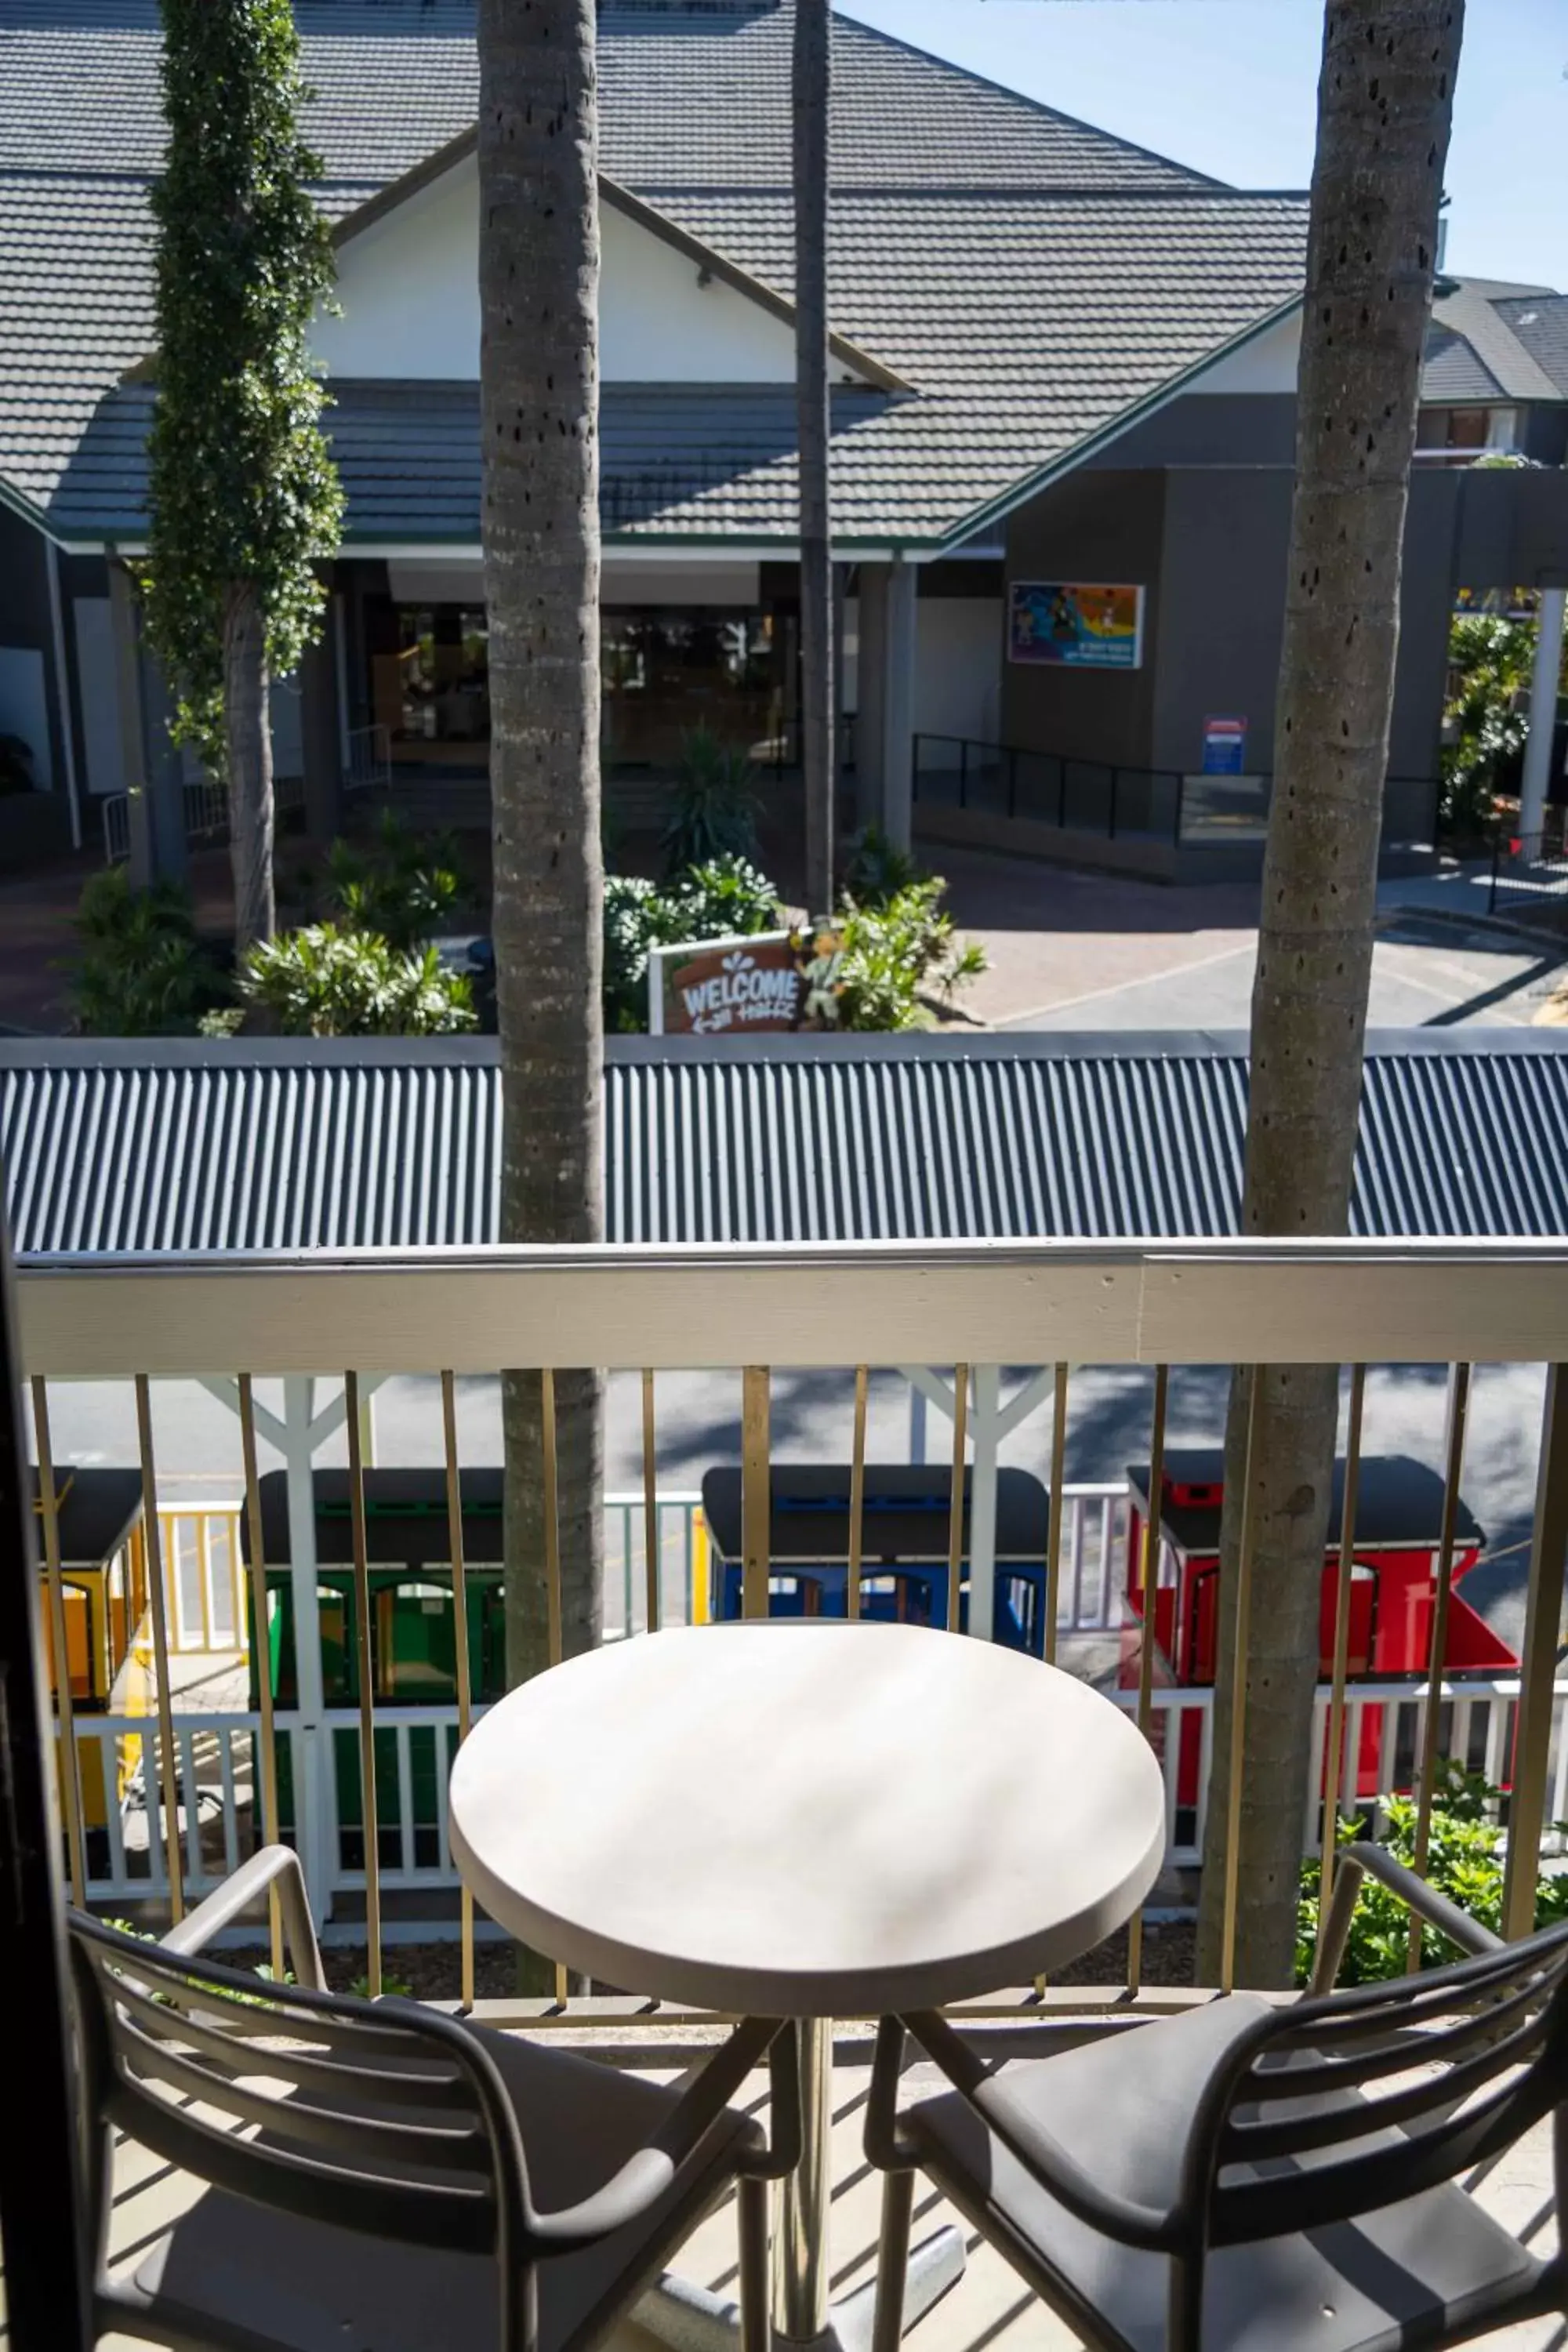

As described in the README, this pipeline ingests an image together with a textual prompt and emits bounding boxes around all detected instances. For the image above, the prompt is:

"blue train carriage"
[34,1466,148,1864]
[245,1468,511,1872]
[698,1463,1052,1653]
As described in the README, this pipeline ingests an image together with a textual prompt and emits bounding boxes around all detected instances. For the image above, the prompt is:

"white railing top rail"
[16,1237,1568,1377]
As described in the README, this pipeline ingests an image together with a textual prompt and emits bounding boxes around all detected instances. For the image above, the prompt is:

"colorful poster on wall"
[1007,582,1144,670]
[649,931,805,1036]
[1202,716,1248,775]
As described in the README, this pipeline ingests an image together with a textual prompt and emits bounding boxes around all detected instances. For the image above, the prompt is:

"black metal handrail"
[912,735,1439,856]
[1488,829,1568,922]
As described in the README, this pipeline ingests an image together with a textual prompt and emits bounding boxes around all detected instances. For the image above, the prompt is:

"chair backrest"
[1206,1918,1568,2247]
[69,1913,531,2262]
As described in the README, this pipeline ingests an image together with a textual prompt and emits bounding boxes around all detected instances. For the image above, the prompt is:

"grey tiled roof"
[1494,296,1568,401]
[50,379,906,544]
[0,0,1310,547]
[33,188,1311,546]
[0,0,1213,191]
[1421,325,1504,405]
[1426,278,1565,408]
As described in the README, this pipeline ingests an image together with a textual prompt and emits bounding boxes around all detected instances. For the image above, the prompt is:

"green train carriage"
[245,1469,512,1872]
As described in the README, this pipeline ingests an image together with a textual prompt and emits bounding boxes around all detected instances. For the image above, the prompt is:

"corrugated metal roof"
[4,1033,1567,1254]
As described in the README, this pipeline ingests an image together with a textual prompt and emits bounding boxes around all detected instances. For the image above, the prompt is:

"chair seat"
[122,2022,752,2352]
[904,2005,1543,2352]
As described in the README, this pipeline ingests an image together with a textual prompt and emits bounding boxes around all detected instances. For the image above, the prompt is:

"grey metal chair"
[70,1845,797,2352]
[865,1842,1568,2352]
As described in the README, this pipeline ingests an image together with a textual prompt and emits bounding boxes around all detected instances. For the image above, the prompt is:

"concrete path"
[935,847,1568,1032]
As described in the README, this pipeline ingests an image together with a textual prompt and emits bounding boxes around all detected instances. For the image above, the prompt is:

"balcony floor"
[90,2027,1565,2352]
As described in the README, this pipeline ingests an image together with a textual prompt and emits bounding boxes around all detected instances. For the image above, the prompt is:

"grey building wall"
[1149,469,1293,773]
[1084,393,1298,473]
[1001,470,1165,768]
[1000,430,1568,786]
[1519,405,1568,467]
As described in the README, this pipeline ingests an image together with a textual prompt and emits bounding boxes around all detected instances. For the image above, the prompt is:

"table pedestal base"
[635,2224,965,2352]
[637,2020,962,2352]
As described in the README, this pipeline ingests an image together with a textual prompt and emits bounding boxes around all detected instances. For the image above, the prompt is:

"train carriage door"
[378,1577,459,1700]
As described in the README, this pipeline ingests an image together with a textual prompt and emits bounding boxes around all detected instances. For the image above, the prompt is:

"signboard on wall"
[1007,582,1144,670]
[1201,716,1248,775]
[649,931,805,1036]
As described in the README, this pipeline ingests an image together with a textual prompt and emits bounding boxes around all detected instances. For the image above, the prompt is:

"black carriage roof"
[700,1465,1050,1564]
[1126,1450,1484,1557]
[248,1469,506,1570]
[31,1467,143,1568]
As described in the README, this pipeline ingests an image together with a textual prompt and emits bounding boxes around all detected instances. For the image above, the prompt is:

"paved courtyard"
[936,848,1568,1033]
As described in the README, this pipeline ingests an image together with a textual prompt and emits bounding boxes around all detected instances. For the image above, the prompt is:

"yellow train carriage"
[34,1468,148,1845]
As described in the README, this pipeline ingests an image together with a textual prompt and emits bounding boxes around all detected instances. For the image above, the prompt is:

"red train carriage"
[1119,1450,1516,1810]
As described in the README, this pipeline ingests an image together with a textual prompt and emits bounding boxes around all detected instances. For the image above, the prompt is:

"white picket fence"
[70,1671,1566,1917]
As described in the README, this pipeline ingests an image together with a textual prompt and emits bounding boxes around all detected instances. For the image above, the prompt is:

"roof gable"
[318,139,899,390]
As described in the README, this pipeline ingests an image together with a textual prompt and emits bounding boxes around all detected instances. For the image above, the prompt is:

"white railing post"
[282,1377,331,1922]
[967,1366,1001,1642]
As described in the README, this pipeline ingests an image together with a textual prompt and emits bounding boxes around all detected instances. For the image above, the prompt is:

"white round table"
[449,1621,1165,2352]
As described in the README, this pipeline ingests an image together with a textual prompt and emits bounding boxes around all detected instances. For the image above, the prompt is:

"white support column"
[883,555,917,854]
[967,1365,1002,1642]
[1520,586,1566,846]
[908,1381,927,1464]
[282,1377,330,1921]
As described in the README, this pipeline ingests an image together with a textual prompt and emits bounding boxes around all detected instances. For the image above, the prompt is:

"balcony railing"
[16,1236,1568,2022]
[912,732,1441,858]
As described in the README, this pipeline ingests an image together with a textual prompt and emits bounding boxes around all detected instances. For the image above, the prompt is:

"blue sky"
[844,0,1566,290]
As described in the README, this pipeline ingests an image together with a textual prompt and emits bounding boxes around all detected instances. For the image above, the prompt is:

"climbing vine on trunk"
[143,0,343,949]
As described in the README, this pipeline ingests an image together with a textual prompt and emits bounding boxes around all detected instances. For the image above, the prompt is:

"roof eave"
[930,289,1307,554]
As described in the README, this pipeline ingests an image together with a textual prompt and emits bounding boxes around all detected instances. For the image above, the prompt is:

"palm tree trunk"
[225,583,275,952]
[795,0,833,915]
[478,0,604,1740]
[1196,0,1464,1990]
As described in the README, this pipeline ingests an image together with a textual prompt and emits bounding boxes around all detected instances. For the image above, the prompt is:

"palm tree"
[1195,0,1465,1989]
[477,0,606,1987]
[795,0,834,916]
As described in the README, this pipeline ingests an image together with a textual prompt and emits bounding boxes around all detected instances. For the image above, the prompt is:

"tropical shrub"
[603,876,670,1034]
[662,727,760,872]
[841,823,920,909]
[321,811,465,950]
[1441,612,1534,844]
[1295,1761,1568,1987]
[804,877,986,1032]
[670,855,780,941]
[602,855,781,1033]
[237,923,477,1036]
[65,867,227,1036]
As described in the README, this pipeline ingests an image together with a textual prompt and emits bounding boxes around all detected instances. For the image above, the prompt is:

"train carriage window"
[375,1580,459,1700]
[106,1549,131,1682]
[43,1581,96,1702]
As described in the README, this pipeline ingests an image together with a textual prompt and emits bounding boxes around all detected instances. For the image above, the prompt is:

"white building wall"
[314,153,803,384]
[914,599,1002,742]
[845,596,1003,745]
[1186,306,1301,396]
